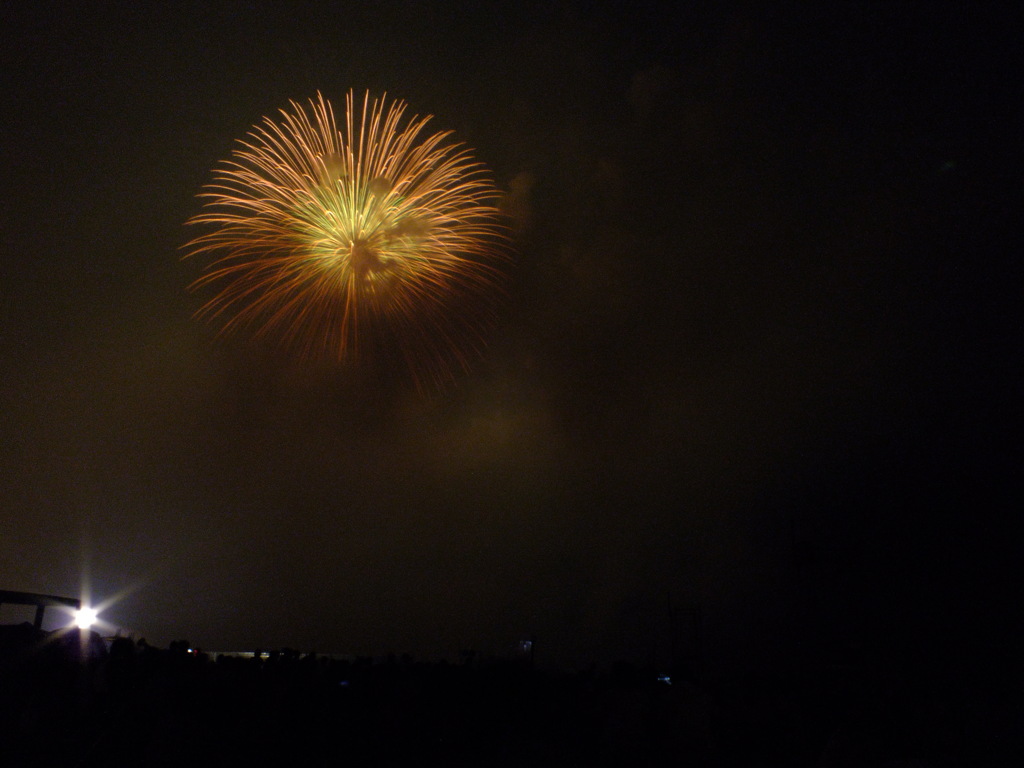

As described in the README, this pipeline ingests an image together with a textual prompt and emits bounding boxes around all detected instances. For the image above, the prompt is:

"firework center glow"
[350,240,383,277]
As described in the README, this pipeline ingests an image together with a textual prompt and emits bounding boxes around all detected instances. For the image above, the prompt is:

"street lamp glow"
[73,606,98,629]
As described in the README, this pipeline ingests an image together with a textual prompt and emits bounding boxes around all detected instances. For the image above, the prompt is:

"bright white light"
[74,606,99,629]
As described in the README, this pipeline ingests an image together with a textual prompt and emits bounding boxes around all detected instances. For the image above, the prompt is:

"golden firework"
[185,91,509,387]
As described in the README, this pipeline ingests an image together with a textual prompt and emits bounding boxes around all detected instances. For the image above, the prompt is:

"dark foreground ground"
[0,626,1016,767]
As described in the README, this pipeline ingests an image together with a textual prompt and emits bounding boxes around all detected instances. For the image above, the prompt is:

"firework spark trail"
[184,91,509,388]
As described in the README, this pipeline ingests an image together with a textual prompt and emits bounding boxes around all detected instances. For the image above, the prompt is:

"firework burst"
[184,91,509,388]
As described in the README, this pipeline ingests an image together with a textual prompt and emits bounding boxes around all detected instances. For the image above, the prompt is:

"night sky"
[1,1,1018,674]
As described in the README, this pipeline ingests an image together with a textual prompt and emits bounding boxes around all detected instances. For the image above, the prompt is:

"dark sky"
[1,1,1018,672]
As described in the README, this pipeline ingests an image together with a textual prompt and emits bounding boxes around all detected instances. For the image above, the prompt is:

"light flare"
[73,606,99,629]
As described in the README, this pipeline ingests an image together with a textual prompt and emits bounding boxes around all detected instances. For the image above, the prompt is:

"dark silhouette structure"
[0,590,79,630]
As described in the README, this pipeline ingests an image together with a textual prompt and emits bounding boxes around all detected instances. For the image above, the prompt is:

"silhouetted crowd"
[0,624,1003,766]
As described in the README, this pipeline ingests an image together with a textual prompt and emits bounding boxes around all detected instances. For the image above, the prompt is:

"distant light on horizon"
[73,606,98,629]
